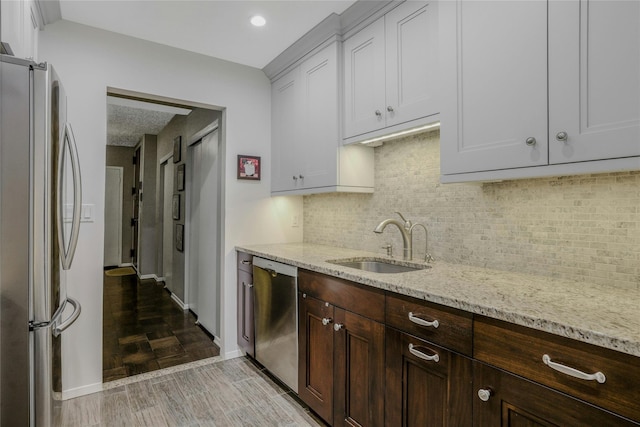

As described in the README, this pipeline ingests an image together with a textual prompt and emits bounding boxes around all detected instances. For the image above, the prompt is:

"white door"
[161,158,174,292]
[104,166,122,267]
[188,129,220,336]
[549,0,640,163]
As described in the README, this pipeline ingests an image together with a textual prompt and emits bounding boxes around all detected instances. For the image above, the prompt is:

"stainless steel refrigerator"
[0,54,83,426]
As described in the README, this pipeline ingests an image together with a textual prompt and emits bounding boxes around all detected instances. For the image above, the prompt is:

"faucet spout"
[374,218,412,260]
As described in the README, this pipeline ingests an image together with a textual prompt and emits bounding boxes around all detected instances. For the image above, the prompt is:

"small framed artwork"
[237,155,261,180]
[172,194,180,220]
[177,164,185,191]
[173,136,182,163]
[175,224,184,252]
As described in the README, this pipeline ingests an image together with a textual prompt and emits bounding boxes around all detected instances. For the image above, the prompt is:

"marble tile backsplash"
[303,131,640,290]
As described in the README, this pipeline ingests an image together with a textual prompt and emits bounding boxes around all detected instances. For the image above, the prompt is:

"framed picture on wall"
[237,155,261,180]
[172,194,180,220]
[176,224,184,252]
[173,136,182,163]
[177,164,185,191]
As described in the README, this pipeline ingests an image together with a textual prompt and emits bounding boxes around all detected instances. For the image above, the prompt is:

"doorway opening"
[102,89,224,382]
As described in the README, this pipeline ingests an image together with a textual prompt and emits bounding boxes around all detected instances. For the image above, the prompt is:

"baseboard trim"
[223,349,243,360]
[137,273,162,281]
[118,262,133,267]
[61,382,103,400]
[171,292,188,310]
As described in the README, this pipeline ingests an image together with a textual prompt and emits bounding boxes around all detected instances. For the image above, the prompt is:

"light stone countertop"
[236,243,640,358]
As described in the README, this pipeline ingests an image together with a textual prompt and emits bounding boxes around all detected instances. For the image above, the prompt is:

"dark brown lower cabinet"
[385,327,472,426]
[236,252,254,357]
[473,361,640,426]
[298,293,334,424]
[334,308,385,427]
[298,293,385,427]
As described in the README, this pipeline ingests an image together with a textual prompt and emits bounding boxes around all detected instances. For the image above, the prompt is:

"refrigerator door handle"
[53,297,81,337]
[57,122,82,270]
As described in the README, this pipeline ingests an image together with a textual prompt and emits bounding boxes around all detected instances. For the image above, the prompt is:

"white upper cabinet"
[1,0,40,60]
[271,66,302,193]
[385,1,439,128]
[343,17,387,138]
[440,0,640,181]
[439,1,548,174]
[271,41,374,196]
[343,1,439,143]
[548,0,640,164]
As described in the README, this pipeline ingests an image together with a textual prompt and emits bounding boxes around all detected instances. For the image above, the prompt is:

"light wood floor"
[55,357,326,426]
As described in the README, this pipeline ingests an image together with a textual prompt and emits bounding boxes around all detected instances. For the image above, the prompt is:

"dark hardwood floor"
[103,271,220,382]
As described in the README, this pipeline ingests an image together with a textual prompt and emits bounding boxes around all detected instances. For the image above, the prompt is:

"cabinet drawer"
[386,293,473,356]
[298,269,385,323]
[237,251,253,273]
[474,316,640,421]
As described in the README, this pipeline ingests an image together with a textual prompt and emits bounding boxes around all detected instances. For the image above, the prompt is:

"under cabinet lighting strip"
[359,122,441,146]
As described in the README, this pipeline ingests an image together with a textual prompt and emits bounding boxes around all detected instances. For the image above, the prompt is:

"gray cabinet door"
[439,0,548,175]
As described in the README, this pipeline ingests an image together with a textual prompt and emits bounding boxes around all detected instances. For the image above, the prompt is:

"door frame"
[184,120,223,341]
[104,166,123,266]
[158,153,173,285]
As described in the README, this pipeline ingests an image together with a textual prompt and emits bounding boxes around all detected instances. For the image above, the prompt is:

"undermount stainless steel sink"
[327,258,430,274]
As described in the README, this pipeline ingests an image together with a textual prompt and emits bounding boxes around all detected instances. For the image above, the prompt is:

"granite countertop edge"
[236,243,640,358]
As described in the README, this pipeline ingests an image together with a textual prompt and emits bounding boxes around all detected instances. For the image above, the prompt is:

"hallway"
[103,270,219,382]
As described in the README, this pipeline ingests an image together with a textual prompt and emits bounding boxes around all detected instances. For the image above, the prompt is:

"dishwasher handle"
[253,257,298,278]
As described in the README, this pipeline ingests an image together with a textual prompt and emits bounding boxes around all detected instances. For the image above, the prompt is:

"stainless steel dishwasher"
[252,257,298,392]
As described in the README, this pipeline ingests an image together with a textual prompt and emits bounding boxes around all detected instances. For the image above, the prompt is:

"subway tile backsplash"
[303,131,640,290]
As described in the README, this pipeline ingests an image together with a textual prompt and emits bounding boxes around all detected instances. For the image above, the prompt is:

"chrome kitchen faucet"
[374,212,434,262]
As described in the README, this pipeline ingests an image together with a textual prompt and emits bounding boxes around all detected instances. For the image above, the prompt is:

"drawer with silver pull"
[385,293,473,356]
[474,316,640,422]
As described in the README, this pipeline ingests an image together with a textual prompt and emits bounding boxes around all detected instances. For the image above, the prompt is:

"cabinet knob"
[293,176,298,181]
[299,174,304,179]
[556,131,568,142]
[477,388,492,402]
[387,106,394,113]
[375,110,382,117]
[322,318,332,326]
[525,137,537,146]
[333,323,344,331]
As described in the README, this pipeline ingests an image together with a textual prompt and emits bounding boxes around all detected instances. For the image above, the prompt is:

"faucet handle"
[395,212,412,228]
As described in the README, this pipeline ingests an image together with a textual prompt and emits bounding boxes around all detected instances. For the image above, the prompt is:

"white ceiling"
[59,0,357,69]
[62,1,357,146]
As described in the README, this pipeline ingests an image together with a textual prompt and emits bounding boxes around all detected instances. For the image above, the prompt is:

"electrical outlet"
[291,215,300,227]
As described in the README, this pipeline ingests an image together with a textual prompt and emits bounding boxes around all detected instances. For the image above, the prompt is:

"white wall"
[39,20,303,398]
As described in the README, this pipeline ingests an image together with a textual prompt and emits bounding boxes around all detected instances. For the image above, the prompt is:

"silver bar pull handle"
[53,297,81,337]
[408,343,439,363]
[542,354,606,384]
[408,312,439,329]
[57,123,82,270]
[241,260,252,265]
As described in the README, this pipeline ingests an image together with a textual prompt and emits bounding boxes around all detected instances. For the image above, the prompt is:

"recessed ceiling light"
[250,15,266,27]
